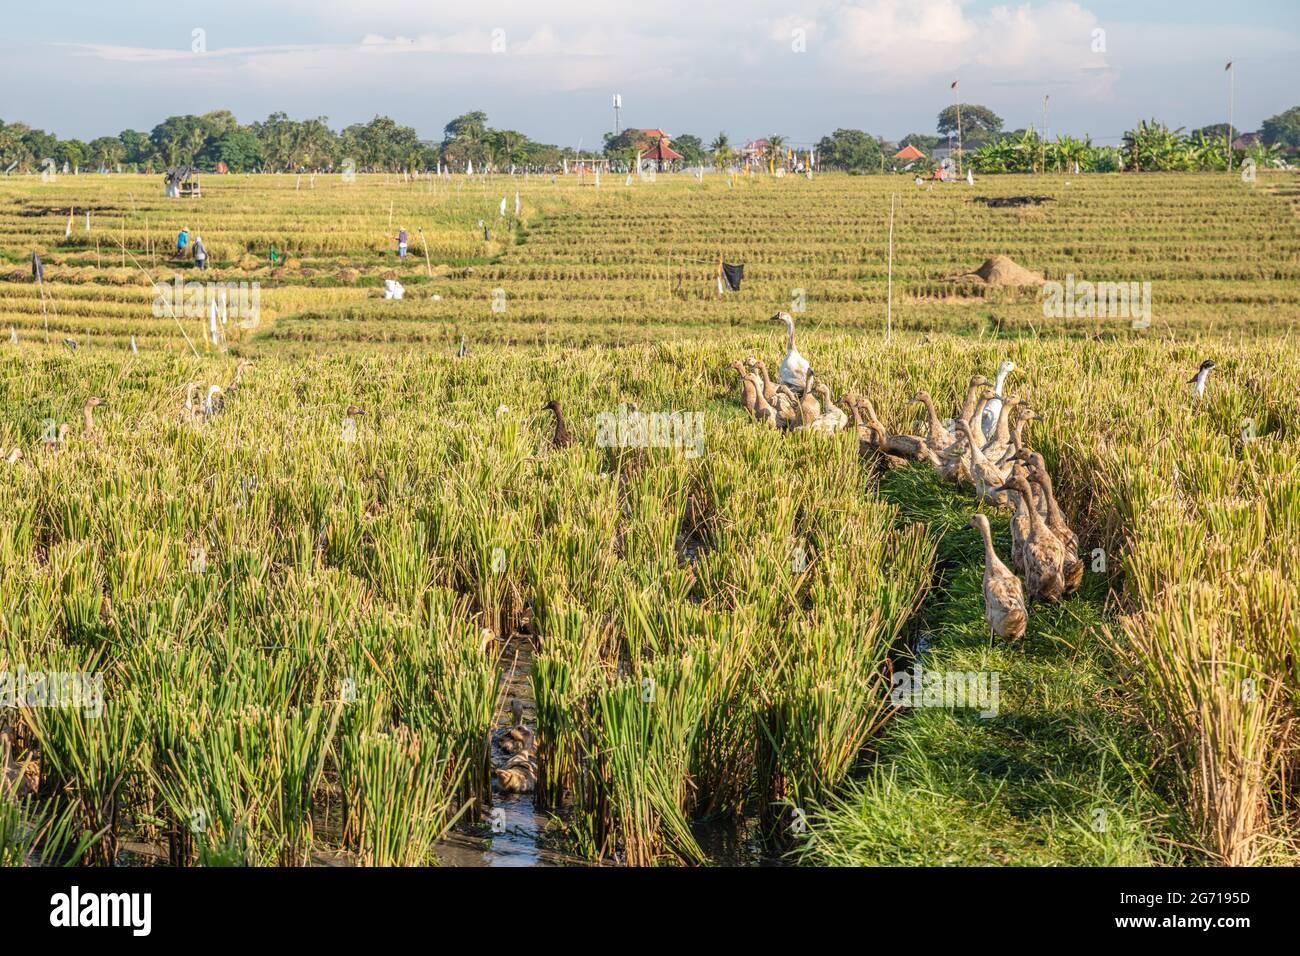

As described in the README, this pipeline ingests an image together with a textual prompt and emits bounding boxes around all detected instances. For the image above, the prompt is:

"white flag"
[130,334,137,354]
[467,160,473,175]
[500,197,507,217]
[563,158,568,175]
[515,191,521,215]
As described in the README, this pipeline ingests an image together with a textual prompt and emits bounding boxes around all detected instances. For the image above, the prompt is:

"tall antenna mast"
[613,94,622,135]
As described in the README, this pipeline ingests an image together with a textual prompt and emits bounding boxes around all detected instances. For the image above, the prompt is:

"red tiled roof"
[642,141,683,161]
[894,144,926,161]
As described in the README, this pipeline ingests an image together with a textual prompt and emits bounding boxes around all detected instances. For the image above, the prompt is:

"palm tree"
[763,135,787,172]
[710,132,733,170]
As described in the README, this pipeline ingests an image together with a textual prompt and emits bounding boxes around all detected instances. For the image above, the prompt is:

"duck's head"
[768,311,794,325]
[909,390,932,405]
[968,513,990,534]
[998,360,1017,377]
[84,396,106,410]
[543,399,562,414]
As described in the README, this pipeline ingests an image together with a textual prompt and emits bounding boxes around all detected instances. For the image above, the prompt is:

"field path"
[802,465,1183,865]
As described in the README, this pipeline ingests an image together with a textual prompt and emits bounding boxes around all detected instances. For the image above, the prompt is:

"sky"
[2,0,1297,148]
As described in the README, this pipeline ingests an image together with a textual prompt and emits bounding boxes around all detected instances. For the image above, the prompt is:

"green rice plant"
[355,725,469,866]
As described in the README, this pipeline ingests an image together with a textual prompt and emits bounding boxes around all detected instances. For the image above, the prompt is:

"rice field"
[2,169,1298,867]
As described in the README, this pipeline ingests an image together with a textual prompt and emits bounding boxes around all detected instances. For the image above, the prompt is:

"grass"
[800,467,1188,866]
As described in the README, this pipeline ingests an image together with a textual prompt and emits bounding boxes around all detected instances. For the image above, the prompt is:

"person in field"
[397,227,408,258]
[177,227,189,256]
[192,235,208,270]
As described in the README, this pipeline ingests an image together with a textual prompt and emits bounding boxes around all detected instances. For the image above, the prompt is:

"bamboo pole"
[37,275,49,345]
[886,194,896,343]
[418,228,432,278]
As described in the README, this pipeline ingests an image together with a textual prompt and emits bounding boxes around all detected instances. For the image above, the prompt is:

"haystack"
[947,255,1044,287]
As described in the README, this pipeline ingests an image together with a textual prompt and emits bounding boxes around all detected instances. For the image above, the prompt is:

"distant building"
[1232,131,1262,149]
[626,129,683,170]
[894,144,927,162]
[740,138,770,167]
[641,139,683,171]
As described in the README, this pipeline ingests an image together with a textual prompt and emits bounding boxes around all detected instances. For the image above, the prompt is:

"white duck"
[202,385,224,418]
[980,360,1016,440]
[769,311,810,394]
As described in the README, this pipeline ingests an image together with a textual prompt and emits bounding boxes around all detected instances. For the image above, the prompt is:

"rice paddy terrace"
[1,170,1298,867]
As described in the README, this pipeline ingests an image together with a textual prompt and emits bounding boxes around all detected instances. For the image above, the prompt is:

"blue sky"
[2,1,1296,146]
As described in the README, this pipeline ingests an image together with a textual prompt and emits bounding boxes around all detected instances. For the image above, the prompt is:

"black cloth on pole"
[722,262,744,292]
[31,252,43,282]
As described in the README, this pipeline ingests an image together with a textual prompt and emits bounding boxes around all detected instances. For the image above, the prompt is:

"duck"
[3,447,20,465]
[1022,452,1083,594]
[225,359,254,397]
[969,513,1028,640]
[980,395,1023,464]
[910,390,956,453]
[769,311,810,393]
[82,397,106,438]
[497,699,533,755]
[995,407,1042,469]
[798,373,822,425]
[954,419,1010,505]
[543,399,572,448]
[1005,463,1036,572]
[41,423,70,453]
[934,427,971,484]
[181,382,201,423]
[1188,359,1215,399]
[950,375,992,436]
[811,384,848,433]
[980,360,1016,439]
[731,361,759,419]
[202,385,224,418]
[744,358,779,405]
[494,752,538,794]
[772,384,802,429]
[994,473,1065,603]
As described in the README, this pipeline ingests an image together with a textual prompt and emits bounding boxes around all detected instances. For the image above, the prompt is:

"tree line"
[2,103,1296,175]
[0,110,597,174]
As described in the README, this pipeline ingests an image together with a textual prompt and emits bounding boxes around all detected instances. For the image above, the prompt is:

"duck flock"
[733,311,1085,642]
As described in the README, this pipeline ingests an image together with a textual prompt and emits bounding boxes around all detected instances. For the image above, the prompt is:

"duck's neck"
[994,367,1011,395]
[784,318,796,353]
[977,522,998,567]
[958,383,982,423]
[919,395,943,441]
[859,397,884,431]
[1035,470,1067,528]
[82,407,94,435]
[990,400,1015,446]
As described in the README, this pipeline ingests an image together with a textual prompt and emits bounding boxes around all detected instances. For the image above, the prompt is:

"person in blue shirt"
[177,228,189,256]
